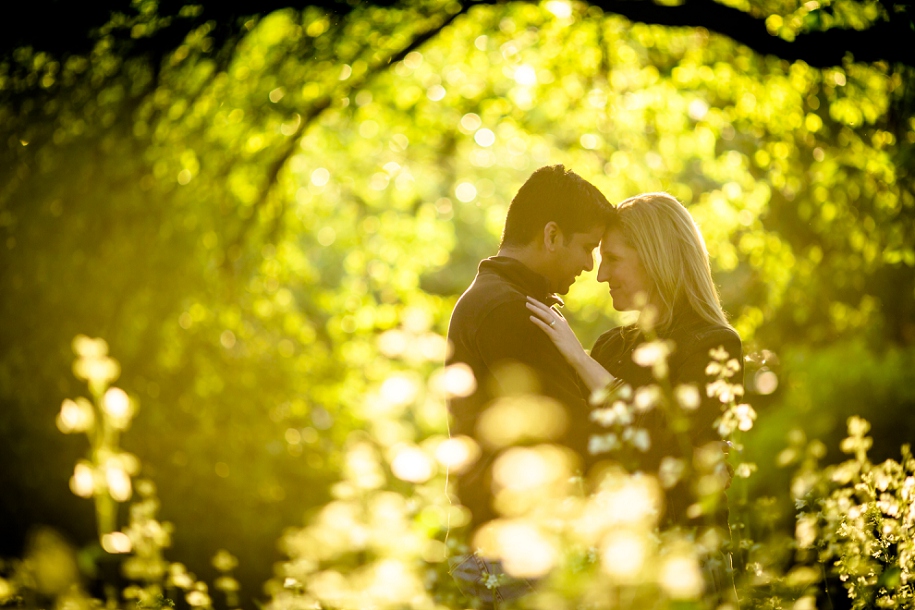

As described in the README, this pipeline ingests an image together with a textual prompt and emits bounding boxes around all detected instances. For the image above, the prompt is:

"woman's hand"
[526,296,614,394]
[525,297,586,364]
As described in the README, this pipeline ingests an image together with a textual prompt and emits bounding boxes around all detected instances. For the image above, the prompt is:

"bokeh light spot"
[379,375,419,407]
[317,227,336,246]
[477,396,567,448]
[391,445,434,483]
[601,530,647,580]
[545,1,572,18]
[70,462,95,498]
[101,532,132,554]
[755,368,779,395]
[495,521,555,578]
[103,388,130,418]
[474,128,495,147]
[429,363,476,397]
[311,168,330,187]
[460,113,482,132]
[57,398,94,433]
[220,330,236,349]
[659,551,704,599]
[514,65,537,86]
[580,133,600,149]
[455,182,477,203]
[433,436,480,473]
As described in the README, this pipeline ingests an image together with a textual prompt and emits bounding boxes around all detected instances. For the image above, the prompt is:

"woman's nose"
[596,264,611,283]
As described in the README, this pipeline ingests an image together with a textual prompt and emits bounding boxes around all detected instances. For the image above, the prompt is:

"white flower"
[796,514,817,549]
[659,457,686,488]
[623,428,651,452]
[589,433,620,455]
[674,384,700,410]
[634,386,661,412]
[632,341,670,367]
[589,386,609,406]
[715,403,756,436]
[734,404,756,431]
[709,346,730,362]
[633,341,672,379]
[706,379,741,403]
[590,401,632,427]
[735,462,757,478]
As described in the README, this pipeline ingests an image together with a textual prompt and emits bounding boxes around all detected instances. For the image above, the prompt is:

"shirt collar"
[479,256,564,307]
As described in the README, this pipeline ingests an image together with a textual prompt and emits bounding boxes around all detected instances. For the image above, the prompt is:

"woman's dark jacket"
[591,304,743,526]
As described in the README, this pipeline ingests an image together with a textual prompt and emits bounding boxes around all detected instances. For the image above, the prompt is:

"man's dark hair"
[500,165,614,248]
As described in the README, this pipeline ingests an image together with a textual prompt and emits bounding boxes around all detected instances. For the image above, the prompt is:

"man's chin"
[555,281,574,295]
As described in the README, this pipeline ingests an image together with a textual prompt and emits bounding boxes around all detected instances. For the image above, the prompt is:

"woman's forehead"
[600,227,630,251]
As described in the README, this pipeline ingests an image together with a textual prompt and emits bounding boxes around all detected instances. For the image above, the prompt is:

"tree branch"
[223,3,475,260]
[580,0,915,68]
[6,0,914,70]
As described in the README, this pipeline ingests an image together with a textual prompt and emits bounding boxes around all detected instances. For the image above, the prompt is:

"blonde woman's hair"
[610,192,730,331]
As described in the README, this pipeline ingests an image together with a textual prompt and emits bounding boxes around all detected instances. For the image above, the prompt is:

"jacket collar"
[479,256,564,307]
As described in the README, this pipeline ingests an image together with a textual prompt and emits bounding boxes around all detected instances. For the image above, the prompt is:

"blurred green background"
[1,0,913,604]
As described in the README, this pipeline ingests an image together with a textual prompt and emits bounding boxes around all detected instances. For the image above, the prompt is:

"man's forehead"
[571,226,605,243]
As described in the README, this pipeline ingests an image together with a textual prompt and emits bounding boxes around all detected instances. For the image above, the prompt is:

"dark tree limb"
[3,0,913,70]
[581,0,915,68]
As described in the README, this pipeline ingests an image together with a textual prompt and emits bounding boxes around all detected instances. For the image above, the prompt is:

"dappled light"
[1,0,914,609]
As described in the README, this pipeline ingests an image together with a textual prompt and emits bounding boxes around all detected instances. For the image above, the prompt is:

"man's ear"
[542,221,562,252]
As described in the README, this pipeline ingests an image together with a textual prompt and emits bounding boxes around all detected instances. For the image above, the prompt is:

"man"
[447,164,614,530]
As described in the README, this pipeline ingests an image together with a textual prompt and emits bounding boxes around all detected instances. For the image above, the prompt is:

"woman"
[526,192,743,526]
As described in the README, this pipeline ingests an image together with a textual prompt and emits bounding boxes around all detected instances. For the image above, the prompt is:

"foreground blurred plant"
[791,417,915,610]
[265,322,468,610]
[0,336,242,610]
[268,316,758,610]
[58,335,137,542]
[464,331,750,609]
[3,332,915,610]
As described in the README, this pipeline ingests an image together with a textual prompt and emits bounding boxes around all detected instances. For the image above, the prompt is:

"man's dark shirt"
[447,256,594,528]
[591,303,743,526]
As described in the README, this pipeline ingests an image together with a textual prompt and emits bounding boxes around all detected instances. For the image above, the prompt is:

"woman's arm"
[525,297,615,394]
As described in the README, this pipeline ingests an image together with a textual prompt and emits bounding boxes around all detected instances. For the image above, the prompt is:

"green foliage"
[1,0,913,604]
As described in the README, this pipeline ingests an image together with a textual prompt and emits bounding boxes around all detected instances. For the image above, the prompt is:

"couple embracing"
[446,164,743,606]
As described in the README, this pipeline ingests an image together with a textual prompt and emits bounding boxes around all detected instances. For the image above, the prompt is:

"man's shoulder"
[451,270,526,325]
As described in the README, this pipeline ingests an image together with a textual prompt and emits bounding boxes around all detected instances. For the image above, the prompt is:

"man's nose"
[583,255,594,273]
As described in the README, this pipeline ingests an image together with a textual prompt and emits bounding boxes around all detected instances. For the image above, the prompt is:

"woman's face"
[596,228,654,312]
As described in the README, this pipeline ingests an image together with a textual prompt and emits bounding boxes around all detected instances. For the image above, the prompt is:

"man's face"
[546,226,604,294]
[596,227,653,311]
